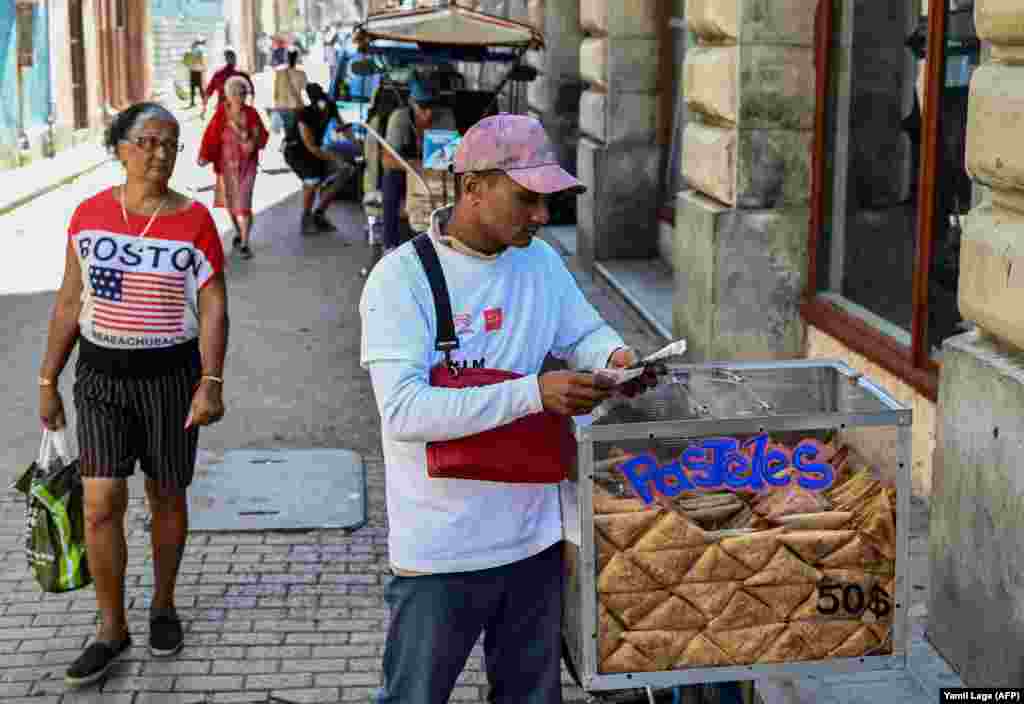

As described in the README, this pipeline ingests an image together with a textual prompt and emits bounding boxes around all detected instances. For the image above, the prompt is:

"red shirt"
[205,66,255,104]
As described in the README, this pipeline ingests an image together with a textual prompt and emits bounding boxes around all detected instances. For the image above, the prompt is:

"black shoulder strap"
[412,234,459,367]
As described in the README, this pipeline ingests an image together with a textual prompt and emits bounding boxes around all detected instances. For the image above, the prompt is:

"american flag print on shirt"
[90,265,187,335]
[67,188,225,351]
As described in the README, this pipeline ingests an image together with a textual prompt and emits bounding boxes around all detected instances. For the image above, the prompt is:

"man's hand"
[607,347,637,369]
[39,387,66,431]
[607,347,659,398]
[539,371,613,416]
[185,380,225,429]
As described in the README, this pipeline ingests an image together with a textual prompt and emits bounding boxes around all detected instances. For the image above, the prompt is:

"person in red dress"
[201,49,255,119]
[198,76,269,260]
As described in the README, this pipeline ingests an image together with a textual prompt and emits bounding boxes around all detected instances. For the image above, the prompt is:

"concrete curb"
[0,102,205,219]
[0,149,113,218]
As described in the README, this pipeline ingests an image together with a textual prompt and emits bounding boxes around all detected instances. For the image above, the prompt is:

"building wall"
[673,0,816,362]
[0,2,19,167]
[19,1,52,130]
[224,0,258,75]
[94,0,152,111]
[150,0,227,105]
[0,1,54,169]
[926,0,1024,686]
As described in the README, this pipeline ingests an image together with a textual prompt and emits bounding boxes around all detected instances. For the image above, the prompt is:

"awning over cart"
[354,4,544,51]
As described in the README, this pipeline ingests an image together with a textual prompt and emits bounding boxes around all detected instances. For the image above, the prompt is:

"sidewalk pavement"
[0,141,111,218]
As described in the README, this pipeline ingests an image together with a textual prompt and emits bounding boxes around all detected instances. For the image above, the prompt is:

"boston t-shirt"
[68,187,225,374]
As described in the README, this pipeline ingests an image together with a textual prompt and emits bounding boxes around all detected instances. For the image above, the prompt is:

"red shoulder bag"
[412,235,574,484]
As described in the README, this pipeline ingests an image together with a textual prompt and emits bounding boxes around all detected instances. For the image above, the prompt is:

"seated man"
[380,71,457,253]
[282,83,355,233]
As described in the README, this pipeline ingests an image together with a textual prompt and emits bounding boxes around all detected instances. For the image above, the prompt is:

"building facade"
[1,0,54,169]
[2,0,152,170]
[150,0,228,105]
[391,0,1022,689]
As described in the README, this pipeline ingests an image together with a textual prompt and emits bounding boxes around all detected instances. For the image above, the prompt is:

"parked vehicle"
[349,3,545,276]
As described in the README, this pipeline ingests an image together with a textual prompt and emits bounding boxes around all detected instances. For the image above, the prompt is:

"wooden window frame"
[802,0,949,402]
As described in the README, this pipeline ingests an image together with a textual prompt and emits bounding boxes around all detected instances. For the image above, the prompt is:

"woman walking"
[199,75,269,260]
[38,102,229,687]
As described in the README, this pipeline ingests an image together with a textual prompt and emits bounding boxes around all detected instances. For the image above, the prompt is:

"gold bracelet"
[38,376,55,387]
[201,375,224,384]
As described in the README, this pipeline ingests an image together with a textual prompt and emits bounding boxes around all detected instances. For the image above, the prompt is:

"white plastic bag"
[37,429,72,471]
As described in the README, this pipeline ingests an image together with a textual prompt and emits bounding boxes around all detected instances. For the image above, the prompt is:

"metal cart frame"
[562,359,912,692]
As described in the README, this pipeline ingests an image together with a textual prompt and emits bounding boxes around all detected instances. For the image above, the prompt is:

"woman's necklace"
[120,185,169,239]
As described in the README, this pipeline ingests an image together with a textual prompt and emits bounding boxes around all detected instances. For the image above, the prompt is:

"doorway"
[69,0,87,129]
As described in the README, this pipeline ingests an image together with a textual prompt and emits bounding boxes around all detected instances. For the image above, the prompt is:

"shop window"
[803,0,979,400]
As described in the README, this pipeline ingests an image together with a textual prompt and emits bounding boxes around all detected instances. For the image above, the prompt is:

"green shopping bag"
[11,430,92,593]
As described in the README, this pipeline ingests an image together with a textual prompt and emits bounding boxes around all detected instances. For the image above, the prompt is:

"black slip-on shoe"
[149,612,184,657]
[65,634,132,687]
[312,211,336,232]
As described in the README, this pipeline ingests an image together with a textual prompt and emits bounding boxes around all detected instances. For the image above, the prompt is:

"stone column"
[928,0,1024,686]
[575,0,662,267]
[673,0,815,361]
[525,0,584,180]
[48,0,77,150]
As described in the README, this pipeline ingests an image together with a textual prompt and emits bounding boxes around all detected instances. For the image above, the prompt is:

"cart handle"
[348,119,435,205]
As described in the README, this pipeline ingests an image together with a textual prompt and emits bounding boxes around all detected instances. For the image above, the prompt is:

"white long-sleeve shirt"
[359,208,624,574]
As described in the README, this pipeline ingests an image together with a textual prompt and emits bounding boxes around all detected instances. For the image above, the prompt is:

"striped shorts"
[73,359,201,490]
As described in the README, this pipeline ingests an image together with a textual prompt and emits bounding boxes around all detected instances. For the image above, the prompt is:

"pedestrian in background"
[38,102,228,688]
[380,71,458,252]
[272,49,307,136]
[256,32,272,73]
[324,23,342,86]
[182,40,207,108]
[199,76,269,260]
[271,35,288,68]
[282,82,346,234]
[360,113,656,703]
[202,49,255,120]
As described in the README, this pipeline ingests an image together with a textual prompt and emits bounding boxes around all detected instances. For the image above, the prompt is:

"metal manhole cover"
[188,449,366,532]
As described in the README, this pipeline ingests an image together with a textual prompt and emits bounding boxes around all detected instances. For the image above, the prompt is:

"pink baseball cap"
[452,114,585,195]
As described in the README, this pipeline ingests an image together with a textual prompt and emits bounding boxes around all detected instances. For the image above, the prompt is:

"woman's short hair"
[104,103,179,155]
